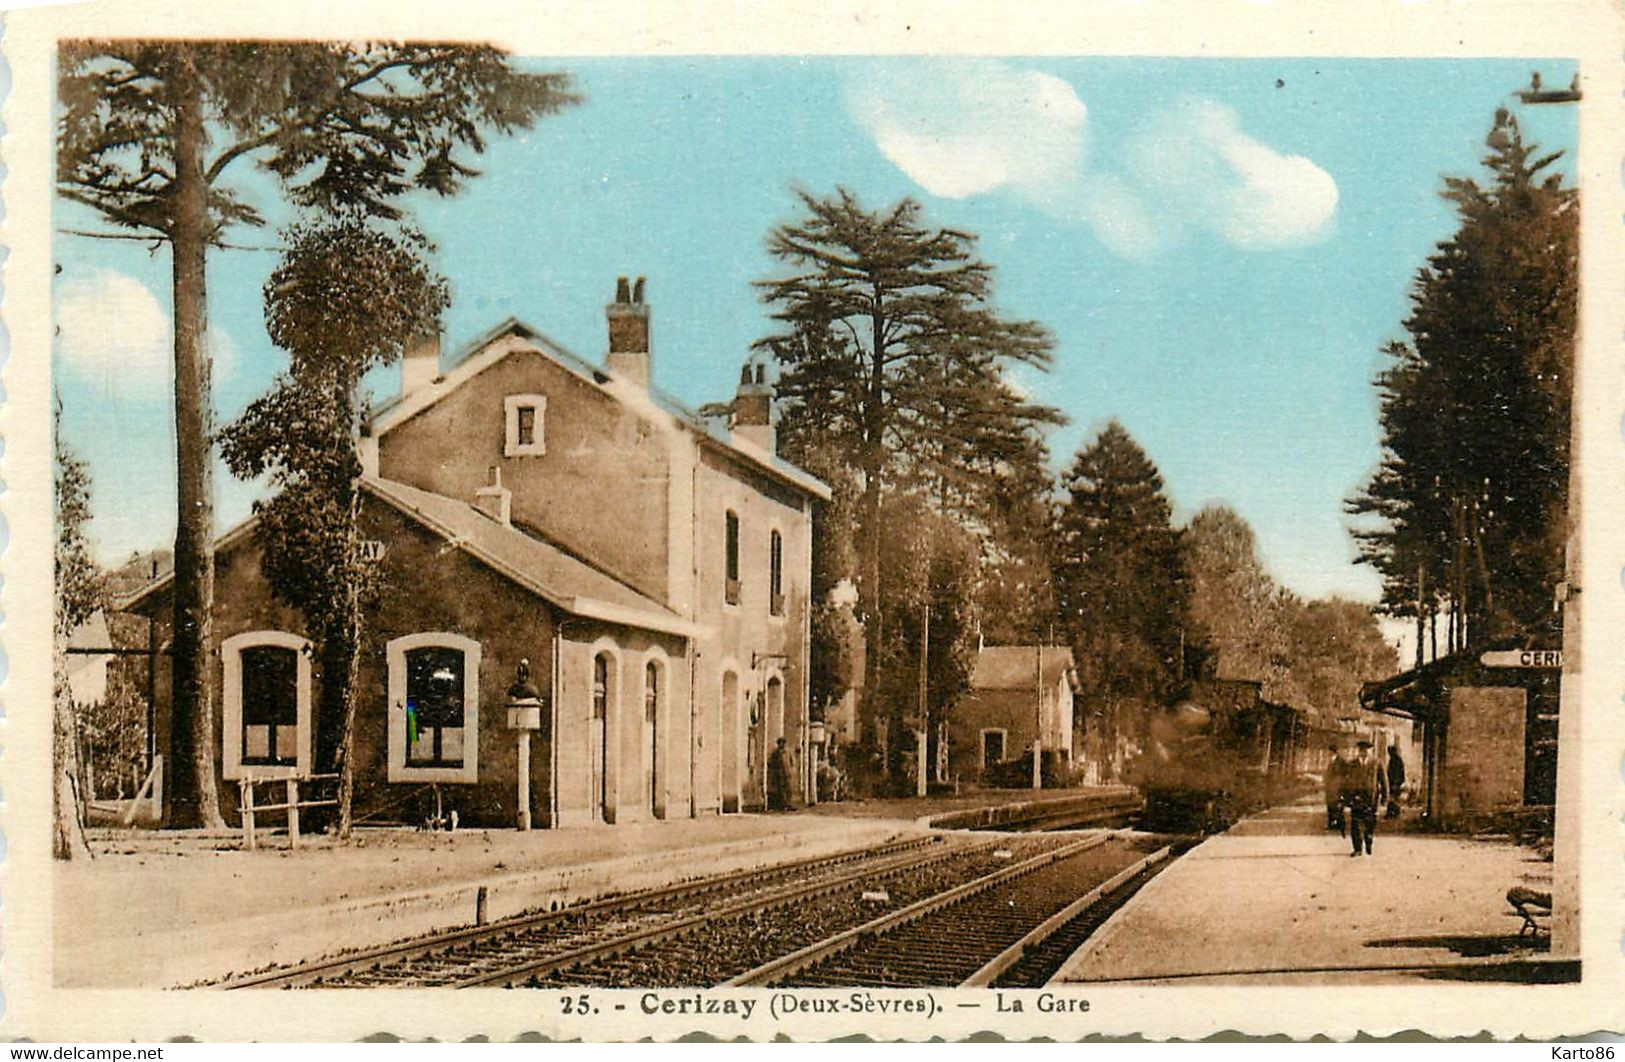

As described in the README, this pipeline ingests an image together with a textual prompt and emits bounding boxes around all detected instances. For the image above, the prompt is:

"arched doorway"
[720,670,740,813]
[591,652,612,823]
[644,659,660,817]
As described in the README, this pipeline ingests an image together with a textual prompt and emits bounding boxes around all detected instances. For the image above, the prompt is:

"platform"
[56,813,913,988]
[1051,799,1567,986]
[55,785,1131,989]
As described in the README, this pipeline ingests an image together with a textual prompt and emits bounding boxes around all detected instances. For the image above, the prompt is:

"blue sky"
[53,56,1577,602]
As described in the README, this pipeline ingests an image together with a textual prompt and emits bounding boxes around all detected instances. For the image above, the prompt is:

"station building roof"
[117,475,703,640]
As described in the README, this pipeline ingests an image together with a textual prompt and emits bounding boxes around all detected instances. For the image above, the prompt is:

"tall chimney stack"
[606,275,651,389]
[402,331,442,397]
[733,357,775,453]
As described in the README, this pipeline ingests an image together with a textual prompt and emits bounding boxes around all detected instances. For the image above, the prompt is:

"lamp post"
[506,658,545,831]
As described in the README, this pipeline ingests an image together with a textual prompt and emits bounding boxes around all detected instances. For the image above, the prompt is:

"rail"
[724,831,1118,987]
[960,845,1171,987]
[453,836,987,988]
[222,833,938,988]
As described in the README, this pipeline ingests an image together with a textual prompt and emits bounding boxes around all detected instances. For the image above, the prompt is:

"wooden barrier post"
[286,778,301,849]
[241,778,257,851]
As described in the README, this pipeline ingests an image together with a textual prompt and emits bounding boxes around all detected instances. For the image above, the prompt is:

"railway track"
[221,832,944,989]
[482,833,1075,988]
[735,833,1185,988]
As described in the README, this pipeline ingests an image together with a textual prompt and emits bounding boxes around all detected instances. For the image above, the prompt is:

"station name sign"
[1479,648,1563,669]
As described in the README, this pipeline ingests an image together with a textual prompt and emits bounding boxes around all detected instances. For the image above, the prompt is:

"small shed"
[948,645,1078,784]
[1360,638,1559,825]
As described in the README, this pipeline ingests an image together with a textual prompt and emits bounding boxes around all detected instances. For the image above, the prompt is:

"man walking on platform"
[1341,739,1389,857]
[1324,743,1347,835]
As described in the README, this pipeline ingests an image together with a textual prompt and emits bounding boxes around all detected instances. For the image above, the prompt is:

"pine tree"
[1054,421,1188,769]
[757,188,1059,755]
[58,42,577,826]
[219,220,448,836]
[1349,110,1576,651]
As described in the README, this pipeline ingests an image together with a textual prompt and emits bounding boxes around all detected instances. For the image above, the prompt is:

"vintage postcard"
[4,0,1623,1043]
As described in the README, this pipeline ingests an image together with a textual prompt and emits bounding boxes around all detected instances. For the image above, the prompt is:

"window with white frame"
[768,528,785,617]
[504,394,547,456]
[222,631,313,781]
[388,633,481,784]
[724,509,741,607]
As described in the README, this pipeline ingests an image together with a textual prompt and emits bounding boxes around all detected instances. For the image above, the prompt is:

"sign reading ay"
[1479,648,1563,669]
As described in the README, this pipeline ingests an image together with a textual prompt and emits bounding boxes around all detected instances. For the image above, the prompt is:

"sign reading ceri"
[1479,648,1563,669]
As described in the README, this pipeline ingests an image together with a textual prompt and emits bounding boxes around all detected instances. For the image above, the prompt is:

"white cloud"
[848,62,1087,203]
[56,269,238,397]
[1118,98,1339,252]
[848,67,1338,258]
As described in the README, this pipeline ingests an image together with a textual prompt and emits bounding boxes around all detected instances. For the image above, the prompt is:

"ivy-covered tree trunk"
[166,55,225,829]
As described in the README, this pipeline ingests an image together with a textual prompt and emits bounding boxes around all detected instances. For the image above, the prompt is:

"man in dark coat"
[1385,744,1406,819]
[767,737,790,811]
[1341,739,1389,856]
[1323,743,1347,835]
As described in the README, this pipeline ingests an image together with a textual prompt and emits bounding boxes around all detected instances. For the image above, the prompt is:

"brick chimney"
[402,331,441,397]
[734,357,775,453]
[605,275,651,389]
[474,465,512,526]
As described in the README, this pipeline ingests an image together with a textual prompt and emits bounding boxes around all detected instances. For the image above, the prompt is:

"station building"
[947,645,1078,785]
[125,277,830,829]
[1359,637,1560,825]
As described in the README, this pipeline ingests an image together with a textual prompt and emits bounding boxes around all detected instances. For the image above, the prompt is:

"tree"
[58,42,578,826]
[1349,110,1576,652]
[55,406,101,859]
[871,494,981,792]
[1275,598,1398,723]
[1054,421,1188,769]
[1184,504,1293,692]
[220,220,448,836]
[757,188,1058,751]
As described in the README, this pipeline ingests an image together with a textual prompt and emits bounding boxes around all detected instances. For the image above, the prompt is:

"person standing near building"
[767,737,790,811]
[1385,744,1406,820]
[1341,739,1389,857]
[1324,743,1347,835]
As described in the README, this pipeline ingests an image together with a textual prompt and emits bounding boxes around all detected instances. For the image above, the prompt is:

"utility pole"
[916,599,929,798]
[1032,643,1044,790]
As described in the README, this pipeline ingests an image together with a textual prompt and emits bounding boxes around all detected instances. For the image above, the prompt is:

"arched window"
[769,529,785,616]
[644,659,661,815]
[593,654,609,721]
[591,652,612,822]
[724,509,741,606]
[405,646,466,768]
[387,633,481,784]
[222,631,313,781]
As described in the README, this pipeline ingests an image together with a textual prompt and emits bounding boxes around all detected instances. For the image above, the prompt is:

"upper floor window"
[769,529,785,617]
[504,394,547,457]
[644,661,660,725]
[222,631,313,781]
[724,509,741,606]
[387,632,481,784]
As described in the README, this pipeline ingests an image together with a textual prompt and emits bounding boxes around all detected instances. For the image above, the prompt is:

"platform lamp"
[507,659,547,831]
